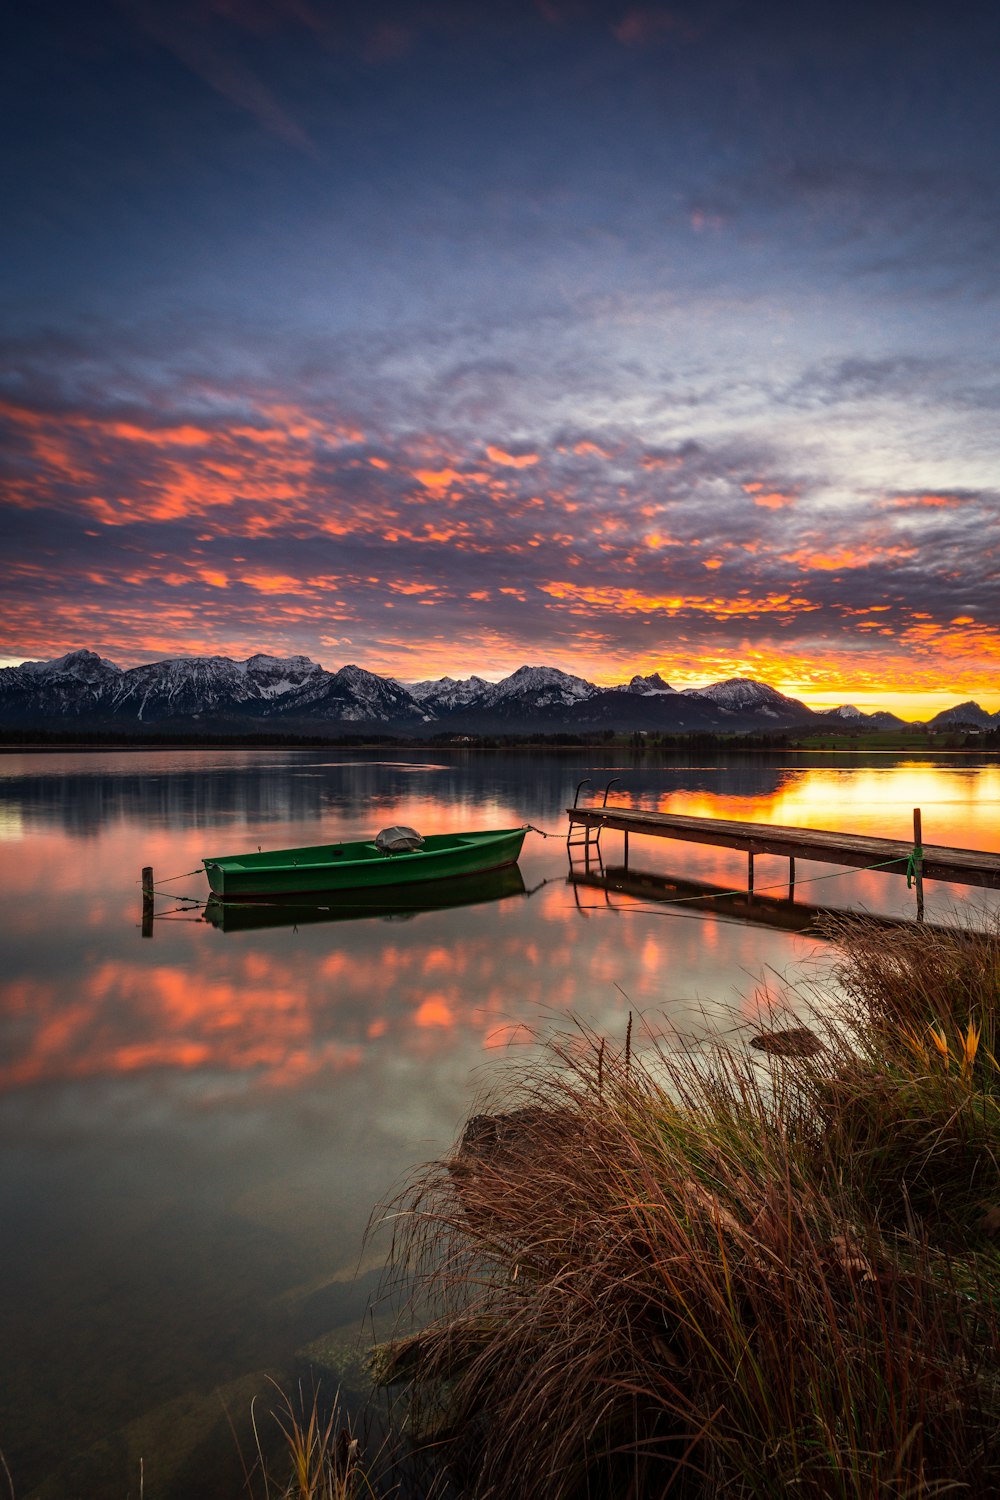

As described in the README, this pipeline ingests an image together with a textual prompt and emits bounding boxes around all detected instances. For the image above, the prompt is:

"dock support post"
[788,856,795,901]
[624,830,629,870]
[141,866,154,938]
[913,809,924,923]
[747,851,754,897]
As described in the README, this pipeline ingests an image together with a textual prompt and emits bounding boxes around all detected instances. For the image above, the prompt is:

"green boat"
[203,825,528,900]
[203,864,528,931]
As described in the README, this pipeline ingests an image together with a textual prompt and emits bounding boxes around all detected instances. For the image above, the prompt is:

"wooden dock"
[566,806,1000,914]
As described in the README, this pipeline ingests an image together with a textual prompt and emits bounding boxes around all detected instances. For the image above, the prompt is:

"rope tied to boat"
[524,823,559,838]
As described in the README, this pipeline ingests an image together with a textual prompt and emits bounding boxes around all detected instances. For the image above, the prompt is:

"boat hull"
[204,863,528,931]
[203,826,528,900]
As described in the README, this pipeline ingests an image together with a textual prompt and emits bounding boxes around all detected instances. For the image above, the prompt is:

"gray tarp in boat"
[375,826,425,853]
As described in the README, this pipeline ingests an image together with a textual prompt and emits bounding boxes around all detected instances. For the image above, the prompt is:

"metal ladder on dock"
[566,778,620,865]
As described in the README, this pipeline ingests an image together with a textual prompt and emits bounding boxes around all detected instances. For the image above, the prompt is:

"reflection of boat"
[204,863,528,932]
[203,826,528,900]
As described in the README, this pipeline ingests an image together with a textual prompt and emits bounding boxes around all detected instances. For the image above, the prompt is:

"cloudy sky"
[3,0,999,712]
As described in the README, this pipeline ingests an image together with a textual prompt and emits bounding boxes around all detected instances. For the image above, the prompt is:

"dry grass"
[249,1381,377,1500]
[815,915,1000,1236]
[375,914,1000,1499]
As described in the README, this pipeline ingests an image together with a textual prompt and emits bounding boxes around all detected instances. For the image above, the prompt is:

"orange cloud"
[104,421,214,448]
[0,396,367,527]
[886,492,965,509]
[781,544,915,571]
[413,467,462,494]
[540,581,818,617]
[486,445,539,468]
[239,573,304,594]
[742,481,797,510]
[573,440,612,459]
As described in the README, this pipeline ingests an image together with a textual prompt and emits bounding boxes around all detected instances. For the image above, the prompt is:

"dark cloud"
[781,356,941,410]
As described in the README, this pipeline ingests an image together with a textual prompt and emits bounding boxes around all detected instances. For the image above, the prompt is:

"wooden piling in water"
[913,808,925,922]
[141,866,154,938]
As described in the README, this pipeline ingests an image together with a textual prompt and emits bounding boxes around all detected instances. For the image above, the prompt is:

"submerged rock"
[750,1026,824,1058]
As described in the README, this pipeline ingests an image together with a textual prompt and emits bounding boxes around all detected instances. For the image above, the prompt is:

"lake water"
[2,747,999,1496]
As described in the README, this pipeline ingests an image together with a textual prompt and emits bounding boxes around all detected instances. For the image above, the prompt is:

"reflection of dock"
[204,864,527,933]
[566,807,1000,897]
[569,866,964,939]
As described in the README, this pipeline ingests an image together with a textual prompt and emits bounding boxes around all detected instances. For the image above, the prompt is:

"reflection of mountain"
[0,751,805,836]
[202,864,528,932]
[1,760,350,836]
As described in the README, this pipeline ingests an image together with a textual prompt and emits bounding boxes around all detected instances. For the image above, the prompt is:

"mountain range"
[0,650,996,738]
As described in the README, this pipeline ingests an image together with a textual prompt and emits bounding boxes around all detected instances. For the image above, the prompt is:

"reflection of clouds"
[0,961,366,1091]
[0,874,806,1094]
[413,996,454,1028]
[657,764,1000,848]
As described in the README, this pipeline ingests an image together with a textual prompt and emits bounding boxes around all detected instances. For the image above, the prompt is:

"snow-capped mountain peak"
[403,675,493,709]
[316,664,424,722]
[29,649,122,681]
[486,665,597,707]
[0,648,990,737]
[626,672,676,696]
[822,704,865,720]
[242,654,324,698]
[677,676,813,723]
[687,677,794,709]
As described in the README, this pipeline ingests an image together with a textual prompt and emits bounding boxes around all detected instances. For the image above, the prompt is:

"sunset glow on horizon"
[2,1,998,718]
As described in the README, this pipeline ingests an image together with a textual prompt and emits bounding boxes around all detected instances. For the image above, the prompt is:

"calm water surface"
[1,748,998,1495]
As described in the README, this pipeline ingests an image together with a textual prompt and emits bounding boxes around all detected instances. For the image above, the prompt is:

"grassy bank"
[376,917,1000,1498]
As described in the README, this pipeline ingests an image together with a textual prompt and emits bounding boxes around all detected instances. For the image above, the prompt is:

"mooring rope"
[139,867,202,884]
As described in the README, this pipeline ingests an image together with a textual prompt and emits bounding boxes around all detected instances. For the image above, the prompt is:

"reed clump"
[377,915,1000,1499]
[818,915,1000,1236]
[251,1381,376,1500]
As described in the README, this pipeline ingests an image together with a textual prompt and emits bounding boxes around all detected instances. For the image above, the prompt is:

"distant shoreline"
[1,730,997,756]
